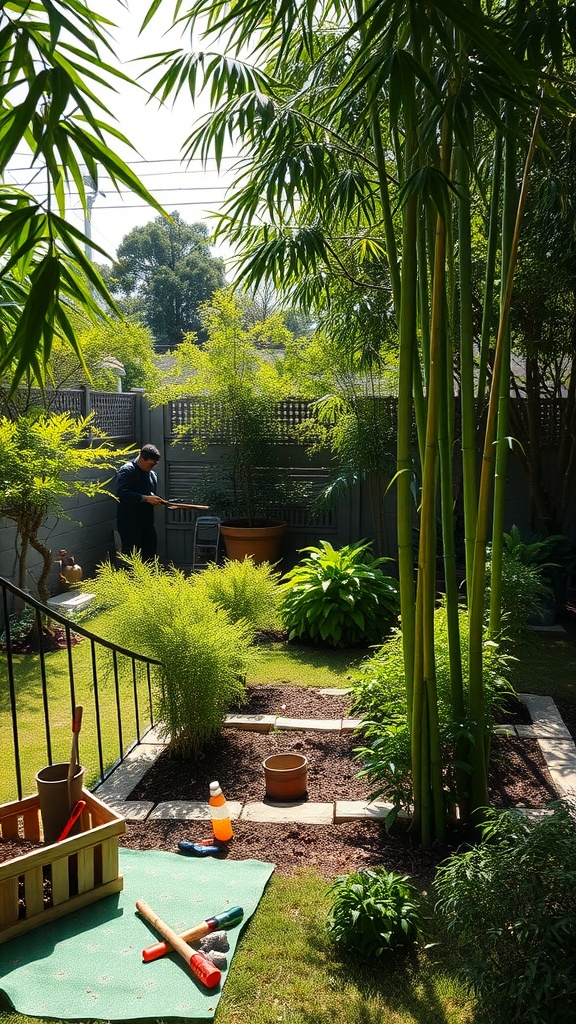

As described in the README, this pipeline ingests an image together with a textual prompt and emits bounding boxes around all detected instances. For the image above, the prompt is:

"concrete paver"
[96,744,165,801]
[224,714,275,732]
[537,739,576,798]
[46,591,95,614]
[334,800,394,822]
[241,801,334,825]
[341,718,363,732]
[275,716,342,731]
[150,800,244,821]
[140,725,166,744]
[104,799,154,821]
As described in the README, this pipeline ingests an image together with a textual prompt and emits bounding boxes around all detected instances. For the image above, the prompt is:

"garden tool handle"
[136,900,222,988]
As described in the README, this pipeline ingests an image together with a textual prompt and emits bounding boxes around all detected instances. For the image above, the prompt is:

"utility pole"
[82,175,106,260]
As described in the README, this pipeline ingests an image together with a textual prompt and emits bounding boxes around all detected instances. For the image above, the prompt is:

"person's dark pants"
[118,520,157,561]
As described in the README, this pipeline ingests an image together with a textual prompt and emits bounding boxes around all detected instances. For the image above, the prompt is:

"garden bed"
[123,686,558,878]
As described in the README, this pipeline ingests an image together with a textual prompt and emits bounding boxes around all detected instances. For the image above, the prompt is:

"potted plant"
[155,290,296,563]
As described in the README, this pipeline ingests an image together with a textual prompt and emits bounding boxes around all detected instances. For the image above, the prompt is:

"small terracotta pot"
[263,753,308,801]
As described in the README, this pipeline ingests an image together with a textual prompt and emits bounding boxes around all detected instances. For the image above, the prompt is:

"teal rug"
[0,847,274,1021]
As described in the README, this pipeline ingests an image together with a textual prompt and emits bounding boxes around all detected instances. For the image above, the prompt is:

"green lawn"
[509,631,576,703]
[0,633,157,804]
[0,872,473,1024]
[247,641,367,688]
[2,620,575,1024]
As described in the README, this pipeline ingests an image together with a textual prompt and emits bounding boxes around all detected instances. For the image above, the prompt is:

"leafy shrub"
[278,539,399,647]
[86,557,251,757]
[191,557,281,633]
[502,525,571,568]
[434,801,576,1024]
[350,599,513,822]
[327,868,424,956]
[486,546,553,642]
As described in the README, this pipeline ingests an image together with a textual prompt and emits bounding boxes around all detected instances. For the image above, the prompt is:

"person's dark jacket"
[116,458,158,530]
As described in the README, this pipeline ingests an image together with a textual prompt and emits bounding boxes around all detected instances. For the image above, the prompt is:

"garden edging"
[93,692,576,824]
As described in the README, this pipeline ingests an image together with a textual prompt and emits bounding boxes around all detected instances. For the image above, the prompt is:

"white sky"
[9,1,239,267]
[97,1,238,264]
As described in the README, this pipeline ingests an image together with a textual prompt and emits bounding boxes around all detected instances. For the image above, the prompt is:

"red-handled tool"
[136,900,222,988]
[57,799,87,842]
[142,905,244,962]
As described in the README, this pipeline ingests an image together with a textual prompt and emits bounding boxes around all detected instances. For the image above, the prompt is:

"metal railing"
[0,578,162,804]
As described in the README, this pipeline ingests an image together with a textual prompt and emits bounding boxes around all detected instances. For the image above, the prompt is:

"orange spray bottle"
[209,781,233,841]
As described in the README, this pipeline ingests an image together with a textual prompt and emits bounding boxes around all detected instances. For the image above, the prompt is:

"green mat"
[0,847,274,1021]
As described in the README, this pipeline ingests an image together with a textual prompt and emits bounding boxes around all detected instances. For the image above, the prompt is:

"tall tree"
[111,214,226,350]
[145,0,576,843]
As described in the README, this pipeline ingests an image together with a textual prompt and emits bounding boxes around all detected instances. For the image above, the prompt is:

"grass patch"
[0,632,156,805]
[509,633,576,703]
[248,642,367,688]
[219,871,472,1024]
[0,872,473,1024]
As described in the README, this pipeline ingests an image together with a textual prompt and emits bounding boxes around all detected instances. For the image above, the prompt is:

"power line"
[7,156,238,174]
[92,200,229,210]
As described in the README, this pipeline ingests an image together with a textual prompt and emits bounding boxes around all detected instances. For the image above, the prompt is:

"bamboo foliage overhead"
[0,1,166,392]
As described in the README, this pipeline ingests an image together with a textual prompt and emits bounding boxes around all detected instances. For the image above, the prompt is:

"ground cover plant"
[327,867,425,956]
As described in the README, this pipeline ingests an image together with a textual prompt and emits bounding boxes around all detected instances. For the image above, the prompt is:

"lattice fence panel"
[91,393,136,439]
[169,398,316,442]
[166,462,334,529]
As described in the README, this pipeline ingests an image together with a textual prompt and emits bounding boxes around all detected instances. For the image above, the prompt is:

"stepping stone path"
[95,692,576,824]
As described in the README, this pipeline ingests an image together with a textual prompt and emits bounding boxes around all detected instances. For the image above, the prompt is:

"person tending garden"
[116,444,163,560]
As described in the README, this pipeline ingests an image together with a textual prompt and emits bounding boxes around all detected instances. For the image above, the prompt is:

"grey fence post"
[130,388,145,446]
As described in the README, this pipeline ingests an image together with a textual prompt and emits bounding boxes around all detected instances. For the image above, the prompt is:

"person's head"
[138,444,160,470]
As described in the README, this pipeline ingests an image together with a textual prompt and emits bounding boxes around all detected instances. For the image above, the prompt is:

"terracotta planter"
[220,518,286,565]
[263,753,308,801]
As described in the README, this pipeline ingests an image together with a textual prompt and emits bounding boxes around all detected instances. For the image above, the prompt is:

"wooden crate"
[0,789,125,943]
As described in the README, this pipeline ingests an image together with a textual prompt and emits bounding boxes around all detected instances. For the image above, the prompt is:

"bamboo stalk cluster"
[144,0,576,842]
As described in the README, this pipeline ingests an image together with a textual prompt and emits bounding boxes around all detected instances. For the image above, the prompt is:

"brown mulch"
[123,685,557,878]
[1,626,83,655]
[0,686,562,880]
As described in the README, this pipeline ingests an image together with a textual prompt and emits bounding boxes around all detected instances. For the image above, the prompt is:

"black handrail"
[0,577,162,803]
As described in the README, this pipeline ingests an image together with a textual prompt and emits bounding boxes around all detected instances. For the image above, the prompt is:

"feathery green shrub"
[278,539,399,647]
[486,546,553,642]
[434,802,576,1023]
[192,557,281,633]
[86,557,251,756]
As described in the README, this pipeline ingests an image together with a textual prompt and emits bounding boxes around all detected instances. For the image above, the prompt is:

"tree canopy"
[110,214,226,350]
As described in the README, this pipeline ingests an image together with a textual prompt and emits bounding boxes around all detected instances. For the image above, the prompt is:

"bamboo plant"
[144,0,576,843]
